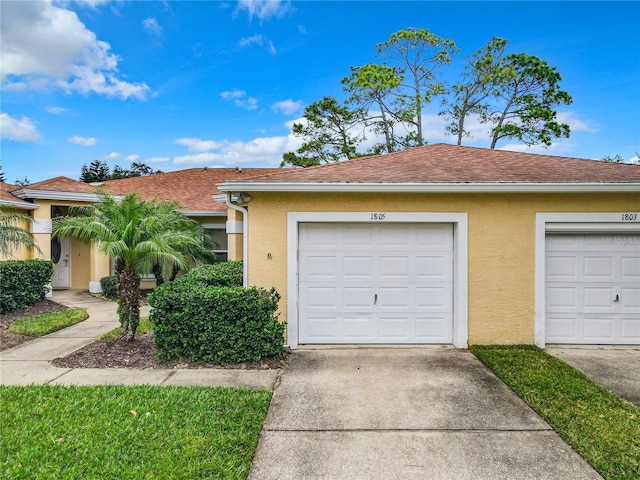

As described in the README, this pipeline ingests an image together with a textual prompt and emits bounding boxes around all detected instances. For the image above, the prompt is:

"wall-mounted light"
[232,193,252,204]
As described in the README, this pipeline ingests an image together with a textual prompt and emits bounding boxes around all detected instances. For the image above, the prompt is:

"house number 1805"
[370,213,386,220]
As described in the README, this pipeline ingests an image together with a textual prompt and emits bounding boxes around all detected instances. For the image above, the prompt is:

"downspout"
[225,193,249,287]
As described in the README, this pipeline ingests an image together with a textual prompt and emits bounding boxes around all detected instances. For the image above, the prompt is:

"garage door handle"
[374,294,378,305]
[614,294,619,302]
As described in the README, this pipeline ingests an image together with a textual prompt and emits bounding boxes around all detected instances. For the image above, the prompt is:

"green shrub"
[181,261,243,287]
[0,260,54,313]
[100,275,119,299]
[149,278,284,365]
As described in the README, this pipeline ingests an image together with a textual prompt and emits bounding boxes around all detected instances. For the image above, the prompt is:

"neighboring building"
[216,144,640,349]
[2,168,277,292]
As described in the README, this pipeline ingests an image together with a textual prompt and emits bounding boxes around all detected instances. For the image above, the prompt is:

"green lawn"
[97,317,154,341]
[1,385,271,479]
[472,344,640,480]
[9,309,88,336]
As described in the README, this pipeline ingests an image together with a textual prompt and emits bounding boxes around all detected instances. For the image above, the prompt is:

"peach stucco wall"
[244,191,640,345]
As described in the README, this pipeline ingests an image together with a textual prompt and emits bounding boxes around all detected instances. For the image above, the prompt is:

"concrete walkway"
[248,348,602,480]
[548,345,640,407]
[0,290,279,390]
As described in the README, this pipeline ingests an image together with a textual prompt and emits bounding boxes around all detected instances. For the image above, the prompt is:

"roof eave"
[181,210,226,217]
[217,181,640,194]
[13,189,124,202]
[0,199,39,210]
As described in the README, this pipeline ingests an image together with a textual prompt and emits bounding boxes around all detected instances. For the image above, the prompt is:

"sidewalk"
[0,290,279,390]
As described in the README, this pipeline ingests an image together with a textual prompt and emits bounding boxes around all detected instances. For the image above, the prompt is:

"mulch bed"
[2,298,289,370]
[52,333,290,370]
[0,299,70,351]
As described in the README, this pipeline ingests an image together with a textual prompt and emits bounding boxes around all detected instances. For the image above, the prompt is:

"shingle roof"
[102,168,279,211]
[24,176,96,193]
[0,182,37,209]
[231,144,640,184]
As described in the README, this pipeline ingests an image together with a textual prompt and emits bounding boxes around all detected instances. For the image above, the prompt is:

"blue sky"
[1,0,639,184]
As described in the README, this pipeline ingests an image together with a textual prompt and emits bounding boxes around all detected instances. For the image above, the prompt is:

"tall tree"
[374,28,459,146]
[80,160,111,183]
[342,63,403,154]
[0,165,5,182]
[281,96,365,167]
[52,193,208,341]
[440,37,509,145]
[485,53,572,148]
[0,207,41,258]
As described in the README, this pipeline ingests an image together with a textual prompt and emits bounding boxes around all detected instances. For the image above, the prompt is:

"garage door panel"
[546,233,640,345]
[621,318,640,341]
[583,256,615,279]
[299,223,453,344]
[343,256,374,278]
[622,257,640,280]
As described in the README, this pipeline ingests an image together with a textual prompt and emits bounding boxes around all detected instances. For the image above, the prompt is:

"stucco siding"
[246,191,639,345]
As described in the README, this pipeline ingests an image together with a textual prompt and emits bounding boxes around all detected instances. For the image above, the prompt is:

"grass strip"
[9,309,88,336]
[97,317,153,341]
[0,385,271,480]
[471,344,640,480]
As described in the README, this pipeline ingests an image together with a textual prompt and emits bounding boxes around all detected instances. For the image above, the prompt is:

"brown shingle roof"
[25,176,96,193]
[0,182,36,209]
[233,144,640,184]
[102,168,279,211]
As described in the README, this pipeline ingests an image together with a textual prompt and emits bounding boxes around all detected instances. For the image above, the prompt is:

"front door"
[51,236,71,289]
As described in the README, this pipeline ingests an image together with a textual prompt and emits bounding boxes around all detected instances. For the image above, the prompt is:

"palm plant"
[0,207,41,258]
[52,192,208,341]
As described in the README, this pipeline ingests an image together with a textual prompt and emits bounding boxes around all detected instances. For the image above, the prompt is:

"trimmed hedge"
[181,261,243,287]
[100,275,120,299]
[149,278,284,364]
[0,260,54,313]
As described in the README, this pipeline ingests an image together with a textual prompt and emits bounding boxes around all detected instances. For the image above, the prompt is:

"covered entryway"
[545,233,640,344]
[298,222,454,344]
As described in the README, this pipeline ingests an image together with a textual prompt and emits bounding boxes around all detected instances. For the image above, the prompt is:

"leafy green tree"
[0,207,41,258]
[485,53,572,148]
[80,160,111,183]
[342,63,404,154]
[52,193,208,341]
[440,37,509,145]
[281,96,365,167]
[374,27,459,147]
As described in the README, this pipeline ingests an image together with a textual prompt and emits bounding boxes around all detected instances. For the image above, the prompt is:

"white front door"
[51,236,71,289]
[298,223,454,344]
[546,234,640,344]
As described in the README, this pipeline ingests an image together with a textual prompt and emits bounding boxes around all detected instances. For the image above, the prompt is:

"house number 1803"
[370,213,386,220]
[621,213,638,221]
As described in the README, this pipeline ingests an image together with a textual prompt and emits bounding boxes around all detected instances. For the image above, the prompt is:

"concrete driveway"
[248,347,601,480]
[547,346,640,407]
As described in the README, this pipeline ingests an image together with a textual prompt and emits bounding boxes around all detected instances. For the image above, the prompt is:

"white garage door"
[546,234,640,344]
[298,223,453,344]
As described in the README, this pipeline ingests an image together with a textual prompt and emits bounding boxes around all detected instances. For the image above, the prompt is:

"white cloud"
[0,113,41,142]
[68,135,97,146]
[142,17,162,34]
[102,152,121,160]
[556,111,596,133]
[235,0,292,22]
[297,24,307,34]
[238,34,277,55]
[1,0,150,100]
[146,157,170,163]
[220,89,258,110]
[272,99,303,115]
[125,154,141,162]
[175,137,221,152]
[45,106,69,115]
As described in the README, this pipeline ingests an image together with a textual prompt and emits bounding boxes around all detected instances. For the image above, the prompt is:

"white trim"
[32,219,52,234]
[219,181,640,194]
[200,223,225,229]
[286,212,468,349]
[534,212,640,348]
[13,189,123,203]
[0,199,39,210]
[226,221,243,234]
[182,210,226,217]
